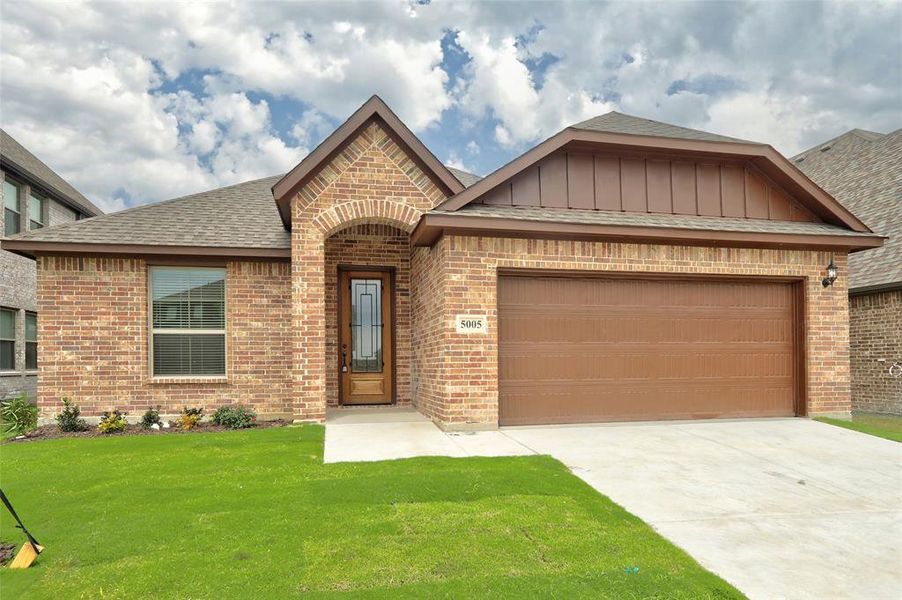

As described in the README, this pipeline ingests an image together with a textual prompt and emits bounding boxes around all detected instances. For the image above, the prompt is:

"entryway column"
[292,225,327,421]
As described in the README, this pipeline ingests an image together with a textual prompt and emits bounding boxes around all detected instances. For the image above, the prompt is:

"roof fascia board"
[410,213,883,252]
[0,239,291,260]
[271,96,464,227]
[437,128,870,233]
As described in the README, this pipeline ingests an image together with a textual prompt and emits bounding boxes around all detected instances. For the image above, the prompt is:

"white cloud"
[0,0,899,211]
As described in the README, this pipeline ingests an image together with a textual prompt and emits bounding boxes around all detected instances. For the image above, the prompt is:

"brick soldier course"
[2,96,883,428]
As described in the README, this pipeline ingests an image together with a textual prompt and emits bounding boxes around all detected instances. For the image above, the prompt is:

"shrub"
[177,407,203,431]
[56,398,89,432]
[211,405,257,430]
[140,407,163,429]
[98,410,128,434]
[0,394,38,435]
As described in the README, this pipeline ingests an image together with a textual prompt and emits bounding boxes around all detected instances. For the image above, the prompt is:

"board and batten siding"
[478,150,821,223]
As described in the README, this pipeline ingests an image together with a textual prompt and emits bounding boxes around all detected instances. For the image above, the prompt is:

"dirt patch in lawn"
[0,542,17,566]
[4,420,290,444]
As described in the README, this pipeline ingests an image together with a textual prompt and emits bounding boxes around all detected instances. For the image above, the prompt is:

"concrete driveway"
[504,419,902,600]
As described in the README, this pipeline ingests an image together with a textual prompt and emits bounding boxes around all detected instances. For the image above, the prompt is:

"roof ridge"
[792,128,887,161]
[568,110,758,144]
[8,172,285,241]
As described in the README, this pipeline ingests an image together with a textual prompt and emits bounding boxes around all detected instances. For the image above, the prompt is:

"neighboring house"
[0,130,103,401]
[793,129,901,414]
[2,96,882,428]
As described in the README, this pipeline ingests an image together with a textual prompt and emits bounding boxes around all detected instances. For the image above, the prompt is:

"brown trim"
[793,280,808,417]
[271,95,464,227]
[411,213,884,252]
[0,239,291,260]
[435,128,871,233]
[336,265,397,406]
[848,281,902,296]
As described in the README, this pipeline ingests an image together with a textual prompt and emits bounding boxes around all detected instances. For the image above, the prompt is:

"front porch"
[323,406,531,463]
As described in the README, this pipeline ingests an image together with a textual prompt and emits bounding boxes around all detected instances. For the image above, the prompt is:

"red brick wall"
[36,256,293,419]
[290,119,448,420]
[414,235,851,429]
[325,223,412,406]
[410,243,448,422]
[849,290,902,414]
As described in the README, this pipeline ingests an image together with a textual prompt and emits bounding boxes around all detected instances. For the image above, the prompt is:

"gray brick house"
[1,129,102,400]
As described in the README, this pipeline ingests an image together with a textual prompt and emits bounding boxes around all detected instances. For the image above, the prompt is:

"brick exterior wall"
[35,256,293,419]
[849,290,902,414]
[324,223,412,406]
[411,236,851,430]
[290,119,448,420]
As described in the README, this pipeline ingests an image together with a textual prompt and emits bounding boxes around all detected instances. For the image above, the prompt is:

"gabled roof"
[271,95,464,227]
[1,160,480,259]
[3,175,291,258]
[446,166,483,188]
[1,129,103,217]
[571,111,755,143]
[794,128,902,292]
[434,113,872,234]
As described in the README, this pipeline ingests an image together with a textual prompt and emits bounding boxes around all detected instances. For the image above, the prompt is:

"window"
[150,267,226,376]
[29,193,44,230]
[0,309,15,371]
[3,179,21,237]
[25,312,37,370]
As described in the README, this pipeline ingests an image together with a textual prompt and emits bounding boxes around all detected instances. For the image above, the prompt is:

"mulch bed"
[4,420,290,443]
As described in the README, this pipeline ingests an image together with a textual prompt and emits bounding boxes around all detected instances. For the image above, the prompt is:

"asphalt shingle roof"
[436,204,878,239]
[794,129,901,291]
[570,111,758,144]
[1,129,103,217]
[6,164,481,249]
[7,174,290,249]
[446,166,483,188]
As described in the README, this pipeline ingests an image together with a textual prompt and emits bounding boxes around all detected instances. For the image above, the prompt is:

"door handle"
[341,347,348,373]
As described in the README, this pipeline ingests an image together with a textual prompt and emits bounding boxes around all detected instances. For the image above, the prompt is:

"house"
[1,96,883,428]
[793,129,901,414]
[1,130,103,401]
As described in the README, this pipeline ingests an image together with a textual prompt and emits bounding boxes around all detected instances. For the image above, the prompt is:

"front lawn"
[1,426,740,598]
[814,413,902,442]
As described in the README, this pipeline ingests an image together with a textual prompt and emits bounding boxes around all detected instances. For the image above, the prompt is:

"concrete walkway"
[323,407,531,462]
[324,411,902,599]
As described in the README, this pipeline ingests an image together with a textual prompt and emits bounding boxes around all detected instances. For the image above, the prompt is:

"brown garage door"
[498,274,799,425]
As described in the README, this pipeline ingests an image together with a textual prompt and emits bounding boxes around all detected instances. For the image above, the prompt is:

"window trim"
[24,311,37,372]
[3,177,22,237]
[147,266,228,380]
[0,307,17,372]
[28,191,45,230]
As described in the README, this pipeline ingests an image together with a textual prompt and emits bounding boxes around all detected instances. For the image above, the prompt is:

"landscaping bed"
[4,419,289,443]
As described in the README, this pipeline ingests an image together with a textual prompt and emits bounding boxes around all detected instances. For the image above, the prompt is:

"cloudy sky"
[1,0,899,213]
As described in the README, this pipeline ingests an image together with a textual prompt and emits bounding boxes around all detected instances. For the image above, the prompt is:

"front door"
[339,270,393,405]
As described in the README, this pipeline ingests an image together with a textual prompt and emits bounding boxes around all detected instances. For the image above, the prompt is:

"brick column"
[292,223,327,421]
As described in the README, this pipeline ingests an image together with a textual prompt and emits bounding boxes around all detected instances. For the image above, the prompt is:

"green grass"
[1,426,741,599]
[815,413,902,442]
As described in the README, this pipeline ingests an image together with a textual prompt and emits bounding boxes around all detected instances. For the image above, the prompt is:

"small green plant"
[140,406,163,429]
[177,406,203,431]
[56,398,89,432]
[0,394,38,436]
[98,409,128,434]
[211,405,257,430]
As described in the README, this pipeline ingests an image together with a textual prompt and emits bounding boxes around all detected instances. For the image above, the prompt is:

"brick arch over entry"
[312,200,420,238]
[289,119,452,422]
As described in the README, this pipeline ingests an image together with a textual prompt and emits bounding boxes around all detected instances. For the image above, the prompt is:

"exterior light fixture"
[822,259,838,288]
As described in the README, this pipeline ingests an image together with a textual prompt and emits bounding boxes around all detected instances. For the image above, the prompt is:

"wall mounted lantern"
[822,259,838,288]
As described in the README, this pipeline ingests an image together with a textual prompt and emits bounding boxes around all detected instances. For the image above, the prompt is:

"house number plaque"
[455,315,487,334]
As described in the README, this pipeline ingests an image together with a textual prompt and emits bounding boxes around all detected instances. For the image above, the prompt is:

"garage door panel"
[498,275,798,425]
